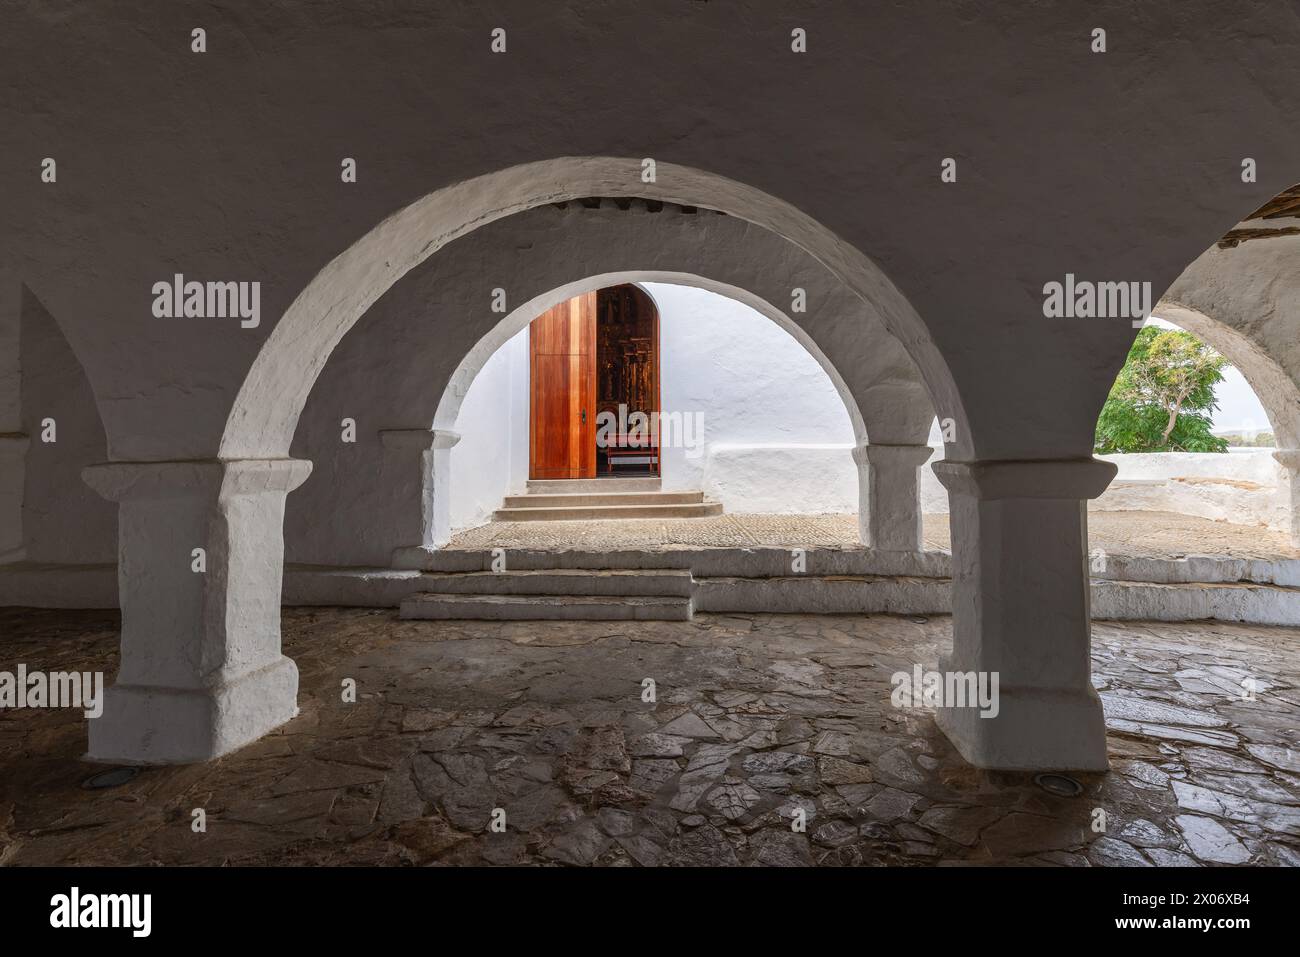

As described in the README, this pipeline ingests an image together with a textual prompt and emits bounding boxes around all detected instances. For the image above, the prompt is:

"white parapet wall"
[1092,448,1289,532]
[919,445,1288,532]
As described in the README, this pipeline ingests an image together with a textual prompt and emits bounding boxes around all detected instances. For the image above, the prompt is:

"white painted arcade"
[7,3,1300,779]
[6,160,1300,776]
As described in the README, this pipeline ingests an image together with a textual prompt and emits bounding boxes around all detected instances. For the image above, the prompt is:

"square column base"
[934,679,1108,771]
[87,655,299,764]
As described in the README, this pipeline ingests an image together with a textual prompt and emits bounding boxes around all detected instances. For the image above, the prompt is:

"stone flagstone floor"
[0,607,1297,866]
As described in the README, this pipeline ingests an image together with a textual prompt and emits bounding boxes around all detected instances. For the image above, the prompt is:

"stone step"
[526,478,661,494]
[399,592,693,621]
[419,567,694,597]
[501,490,703,508]
[493,502,724,522]
[1089,578,1300,627]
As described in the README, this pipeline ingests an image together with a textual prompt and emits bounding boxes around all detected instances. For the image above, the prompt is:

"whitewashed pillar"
[852,443,933,551]
[931,457,1116,771]
[82,458,311,763]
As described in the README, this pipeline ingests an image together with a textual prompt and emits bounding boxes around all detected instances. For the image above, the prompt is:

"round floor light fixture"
[1033,772,1084,797]
[81,767,140,790]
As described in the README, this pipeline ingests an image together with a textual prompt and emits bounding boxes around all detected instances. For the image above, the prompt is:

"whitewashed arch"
[434,271,870,446]
[221,157,962,461]
[1156,300,1300,450]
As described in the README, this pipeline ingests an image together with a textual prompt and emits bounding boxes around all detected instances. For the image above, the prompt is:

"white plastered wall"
[654,282,858,512]
[447,329,529,530]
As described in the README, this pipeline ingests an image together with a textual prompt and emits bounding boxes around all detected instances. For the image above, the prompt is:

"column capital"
[82,458,312,502]
[379,428,461,451]
[933,457,1116,501]
[852,442,935,468]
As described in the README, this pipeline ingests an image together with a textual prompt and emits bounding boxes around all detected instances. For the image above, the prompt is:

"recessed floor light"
[1034,772,1083,797]
[81,767,139,790]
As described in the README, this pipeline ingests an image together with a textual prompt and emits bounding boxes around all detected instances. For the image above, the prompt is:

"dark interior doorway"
[595,285,660,476]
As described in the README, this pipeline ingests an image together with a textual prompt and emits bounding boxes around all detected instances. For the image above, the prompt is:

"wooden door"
[529,292,597,479]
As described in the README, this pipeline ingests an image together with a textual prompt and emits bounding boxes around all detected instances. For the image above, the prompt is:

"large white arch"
[221,157,964,461]
[416,272,905,553]
[281,199,939,566]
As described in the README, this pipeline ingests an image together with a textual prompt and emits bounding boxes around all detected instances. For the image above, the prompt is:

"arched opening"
[1074,194,1300,626]
[278,198,932,573]
[1076,308,1300,562]
[520,283,664,482]
[220,157,963,462]
[434,271,868,443]
[1088,309,1295,561]
[433,277,875,551]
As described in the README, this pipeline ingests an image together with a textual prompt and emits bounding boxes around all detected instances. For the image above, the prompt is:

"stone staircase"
[399,567,695,621]
[493,478,723,522]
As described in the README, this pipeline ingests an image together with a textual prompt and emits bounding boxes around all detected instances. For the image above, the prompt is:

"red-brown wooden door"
[529,292,597,479]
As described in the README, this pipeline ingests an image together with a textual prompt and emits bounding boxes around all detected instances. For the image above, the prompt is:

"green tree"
[1094,327,1229,454]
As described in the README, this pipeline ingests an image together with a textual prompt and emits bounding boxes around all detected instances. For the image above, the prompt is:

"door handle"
[581,408,587,424]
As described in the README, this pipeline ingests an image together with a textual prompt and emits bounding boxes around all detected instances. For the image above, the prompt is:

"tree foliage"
[1094,327,1229,454]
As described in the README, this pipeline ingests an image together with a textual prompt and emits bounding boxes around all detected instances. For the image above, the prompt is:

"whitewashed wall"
[918,446,1290,531]
[653,283,858,512]
[1092,449,1290,531]
[449,328,529,530]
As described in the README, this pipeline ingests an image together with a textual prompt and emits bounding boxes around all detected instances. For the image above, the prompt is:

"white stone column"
[1273,449,1300,548]
[380,428,460,560]
[82,458,311,764]
[852,443,933,551]
[0,433,29,562]
[931,457,1116,771]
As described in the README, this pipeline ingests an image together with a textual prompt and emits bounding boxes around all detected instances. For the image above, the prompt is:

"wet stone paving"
[0,607,1297,866]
